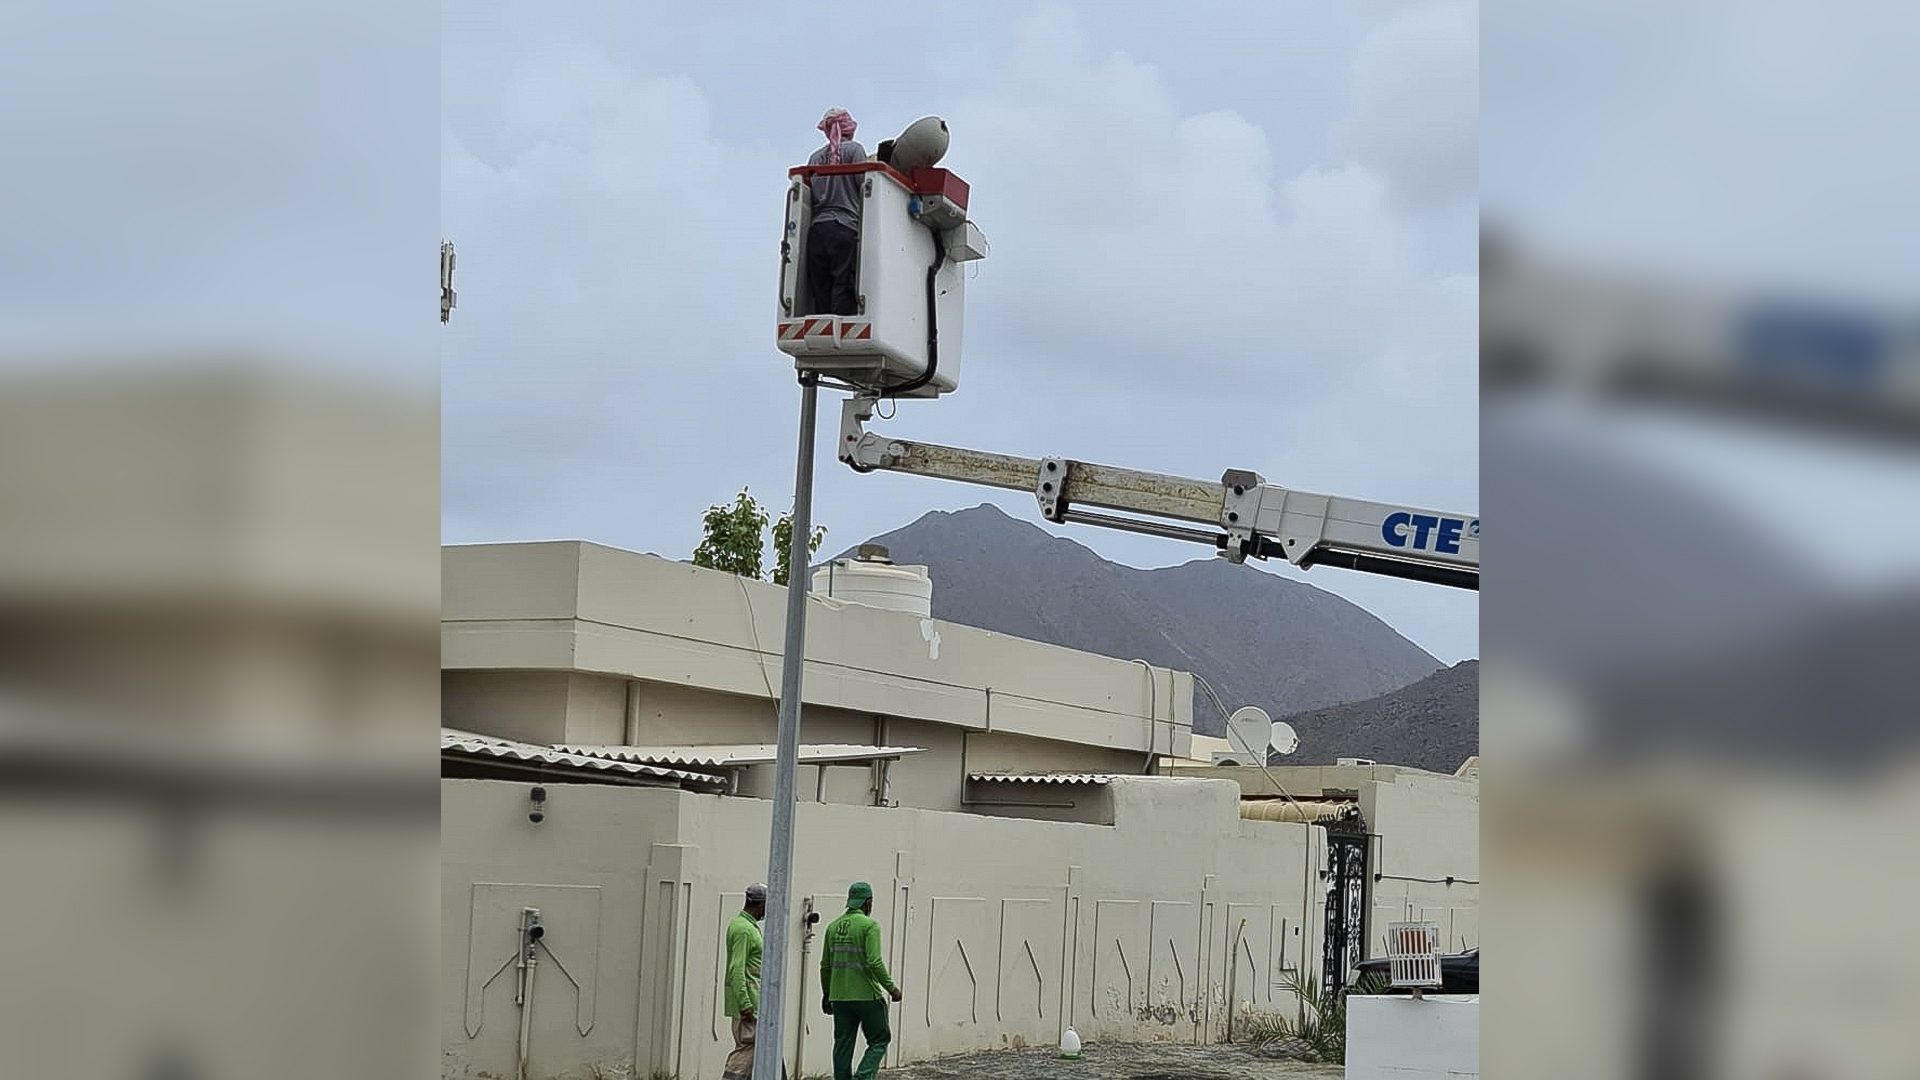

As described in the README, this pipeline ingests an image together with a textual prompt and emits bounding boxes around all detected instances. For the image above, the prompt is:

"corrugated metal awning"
[968,772,1114,786]
[442,730,726,791]
[556,743,925,769]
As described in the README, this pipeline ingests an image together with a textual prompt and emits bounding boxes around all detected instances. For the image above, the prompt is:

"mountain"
[846,504,1444,735]
[1482,416,1825,688]
[1278,660,1479,774]
[1591,592,1920,771]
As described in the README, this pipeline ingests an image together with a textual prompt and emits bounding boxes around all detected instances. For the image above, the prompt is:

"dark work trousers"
[806,220,860,316]
[829,998,890,1080]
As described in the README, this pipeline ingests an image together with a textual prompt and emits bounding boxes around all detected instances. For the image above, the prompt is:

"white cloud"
[943,7,1469,413]
[441,43,786,542]
[1346,0,1478,211]
[1482,0,1920,296]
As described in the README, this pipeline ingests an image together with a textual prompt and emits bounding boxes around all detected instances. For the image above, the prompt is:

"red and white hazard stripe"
[777,318,844,343]
[838,320,873,341]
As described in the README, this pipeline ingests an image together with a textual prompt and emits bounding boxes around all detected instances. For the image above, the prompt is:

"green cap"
[846,881,873,908]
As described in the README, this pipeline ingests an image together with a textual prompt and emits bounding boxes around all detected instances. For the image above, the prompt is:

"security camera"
[529,786,548,824]
[805,911,820,926]
[527,923,545,941]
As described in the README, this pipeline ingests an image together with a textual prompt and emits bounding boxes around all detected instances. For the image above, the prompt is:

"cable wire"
[733,572,781,713]
[1190,672,1314,821]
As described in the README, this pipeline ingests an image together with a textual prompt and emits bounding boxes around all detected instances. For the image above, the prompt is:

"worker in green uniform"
[820,881,902,1080]
[722,883,768,1080]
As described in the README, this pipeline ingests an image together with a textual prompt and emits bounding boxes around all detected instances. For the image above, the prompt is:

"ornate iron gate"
[1323,830,1368,993]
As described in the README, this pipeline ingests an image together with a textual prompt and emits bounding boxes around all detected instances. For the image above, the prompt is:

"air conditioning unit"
[1337,757,1376,767]
[1210,751,1257,767]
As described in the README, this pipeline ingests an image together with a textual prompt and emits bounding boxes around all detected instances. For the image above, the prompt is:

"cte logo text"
[1381,513,1475,555]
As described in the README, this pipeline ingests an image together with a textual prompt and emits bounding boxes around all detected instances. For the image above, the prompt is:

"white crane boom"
[839,394,1478,590]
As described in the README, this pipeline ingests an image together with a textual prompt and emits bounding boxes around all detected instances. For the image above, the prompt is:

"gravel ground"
[877,1042,1343,1079]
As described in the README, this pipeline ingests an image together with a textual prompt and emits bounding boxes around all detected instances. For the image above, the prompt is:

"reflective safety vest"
[820,909,897,1002]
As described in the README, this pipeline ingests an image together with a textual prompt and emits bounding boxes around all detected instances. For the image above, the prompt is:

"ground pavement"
[875,1042,1344,1079]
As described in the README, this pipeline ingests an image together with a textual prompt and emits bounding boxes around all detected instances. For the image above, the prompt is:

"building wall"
[441,776,1326,1080]
[441,777,679,1080]
[961,781,1116,825]
[1181,733,1234,764]
[439,669,1161,815]
[442,542,1194,763]
[1362,769,1481,956]
[1486,765,1920,1080]
[1166,763,1481,960]
[442,671,571,746]
[963,731,1157,777]
[725,718,973,809]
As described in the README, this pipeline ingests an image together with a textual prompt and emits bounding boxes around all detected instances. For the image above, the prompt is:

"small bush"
[1239,969,1389,1065]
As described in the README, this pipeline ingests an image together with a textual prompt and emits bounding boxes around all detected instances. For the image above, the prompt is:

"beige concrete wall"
[441,669,979,810]
[1181,733,1234,764]
[962,781,1116,825]
[441,776,1326,1080]
[441,779,681,1080]
[442,671,572,746]
[443,542,1205,813]
[437,669,632,748]
[1225,762,1420,798]
[442,542,1193,761]
[0,369,439,623]
[869,719,965,809]
[736,716,969,810]
[1164,763,1480,959]
[962,731,1156,777]
[622,678,777,743]
[1362,770,1480,955]
[1486,769,1920,1080]
[561,672,628,746]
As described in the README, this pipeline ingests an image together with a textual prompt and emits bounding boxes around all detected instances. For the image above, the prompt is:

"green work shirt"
[820,909,897,1002]
[724,910,763,1017]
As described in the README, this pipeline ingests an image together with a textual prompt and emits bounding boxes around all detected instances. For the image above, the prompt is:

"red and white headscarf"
[818,108,857,164]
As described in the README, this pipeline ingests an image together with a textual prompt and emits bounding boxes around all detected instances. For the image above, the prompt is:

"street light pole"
[752,370,821,1080]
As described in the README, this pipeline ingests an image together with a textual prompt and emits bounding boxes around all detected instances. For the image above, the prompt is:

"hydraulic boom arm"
[839,394,1479,590]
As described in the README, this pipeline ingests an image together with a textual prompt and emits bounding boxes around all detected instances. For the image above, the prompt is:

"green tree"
[692,489,769,579]
[772,510,827,587]
[692,488,827,587]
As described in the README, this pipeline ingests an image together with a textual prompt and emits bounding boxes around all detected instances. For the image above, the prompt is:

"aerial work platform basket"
[777,161,986,399]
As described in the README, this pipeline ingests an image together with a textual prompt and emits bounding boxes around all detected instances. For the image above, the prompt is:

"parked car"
[1352,947,1478,993]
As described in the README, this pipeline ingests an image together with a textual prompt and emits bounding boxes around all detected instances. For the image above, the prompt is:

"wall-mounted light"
[529,786,547,824]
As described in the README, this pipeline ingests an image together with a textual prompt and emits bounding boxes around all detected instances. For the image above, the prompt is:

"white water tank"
[811,546,933,617]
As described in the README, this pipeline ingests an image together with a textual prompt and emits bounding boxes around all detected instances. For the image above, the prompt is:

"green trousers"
[830,998,890,1080]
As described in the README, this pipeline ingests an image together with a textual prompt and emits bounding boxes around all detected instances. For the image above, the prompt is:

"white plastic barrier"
[1345,994,1479,1079]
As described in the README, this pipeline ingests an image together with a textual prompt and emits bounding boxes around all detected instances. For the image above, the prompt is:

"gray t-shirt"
[807,141,867,231]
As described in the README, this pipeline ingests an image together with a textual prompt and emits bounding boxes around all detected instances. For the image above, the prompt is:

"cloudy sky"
[441,0,1480,662]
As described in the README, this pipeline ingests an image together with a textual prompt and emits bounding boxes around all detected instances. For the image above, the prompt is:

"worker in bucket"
[820,881,902,1080]
[723,883,777,1080]
[805,107,866,316]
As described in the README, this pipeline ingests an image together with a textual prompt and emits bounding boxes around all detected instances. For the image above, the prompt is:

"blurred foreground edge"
[0,361,439,1080]
[1483,230,1920,1080]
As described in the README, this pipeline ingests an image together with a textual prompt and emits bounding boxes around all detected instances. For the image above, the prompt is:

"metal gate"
[1322,829,1368,993]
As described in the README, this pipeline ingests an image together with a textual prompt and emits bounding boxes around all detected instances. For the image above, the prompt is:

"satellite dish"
[1227,706,1272,759]
[1269,720,1299,757]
